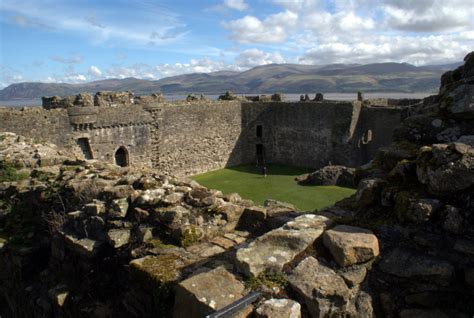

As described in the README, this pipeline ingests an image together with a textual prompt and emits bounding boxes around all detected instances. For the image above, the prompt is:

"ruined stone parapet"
[67,106,98,126]
[94,91,134,107]
[42,95,74,109]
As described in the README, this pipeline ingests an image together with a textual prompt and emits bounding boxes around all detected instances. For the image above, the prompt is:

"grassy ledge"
[192,164,355,211]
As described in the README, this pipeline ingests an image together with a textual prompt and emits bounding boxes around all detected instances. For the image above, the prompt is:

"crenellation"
[0,91,411,175]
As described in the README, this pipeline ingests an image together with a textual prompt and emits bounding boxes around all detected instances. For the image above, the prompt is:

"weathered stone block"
[323,225,379,267]
[288,257,350,318]
[255,298,301,318]
[235,214,332,277]
[173,266,246,318]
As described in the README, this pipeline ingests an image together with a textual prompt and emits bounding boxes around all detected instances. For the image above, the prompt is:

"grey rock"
[288,256,350,318]
[255,298,301,318]
[173,266,246,318]
[296,165,355,187]
[108,198,129,218]
[323,225,380,267]
[106,229,131,248]
[235,214,332,277]
[379,248,454,286]
[443,205,464,234]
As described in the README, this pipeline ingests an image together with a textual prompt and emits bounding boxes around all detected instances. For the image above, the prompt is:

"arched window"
[115,146,129,167]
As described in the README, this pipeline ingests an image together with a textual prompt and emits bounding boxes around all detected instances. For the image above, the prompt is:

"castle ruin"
[0,91,411,176]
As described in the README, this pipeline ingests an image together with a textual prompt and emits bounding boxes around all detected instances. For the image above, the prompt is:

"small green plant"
[245,271,288,290]
[0,161,29,182]
[179,226,201,247]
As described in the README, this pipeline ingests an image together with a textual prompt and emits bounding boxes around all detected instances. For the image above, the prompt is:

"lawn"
[192,164,356,211]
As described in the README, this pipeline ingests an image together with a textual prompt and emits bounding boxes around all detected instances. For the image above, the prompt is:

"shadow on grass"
[226,164,313,177]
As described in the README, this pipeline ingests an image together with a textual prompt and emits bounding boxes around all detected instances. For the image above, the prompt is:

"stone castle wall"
[0,95,406,176]
[158,101,243,176]
[0,107,73,147]
[351,106,403,164]
[240,101,359,168]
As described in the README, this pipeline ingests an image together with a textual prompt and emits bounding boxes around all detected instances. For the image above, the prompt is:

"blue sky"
[0,0,473,87]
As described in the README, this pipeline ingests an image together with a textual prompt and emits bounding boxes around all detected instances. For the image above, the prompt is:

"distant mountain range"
[0,62,461,100]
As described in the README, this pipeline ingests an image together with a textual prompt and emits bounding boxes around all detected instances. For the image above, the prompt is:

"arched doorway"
[115,146,129,167]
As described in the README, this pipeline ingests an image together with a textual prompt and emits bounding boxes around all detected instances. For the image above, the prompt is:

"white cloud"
[383,0,473,32]
[63,74,87,82]
[224,0,248,11]
[50,54,83,64]
[225,10,298,44]
[235,49,286,68]
[88,65,102,77]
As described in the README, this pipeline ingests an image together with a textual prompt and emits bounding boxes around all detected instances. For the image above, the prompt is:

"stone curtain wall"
[0,100,403,174]
[351,106,402,165]
[157,101,243,176]
[241,102,358,169]
[0,107,73,147]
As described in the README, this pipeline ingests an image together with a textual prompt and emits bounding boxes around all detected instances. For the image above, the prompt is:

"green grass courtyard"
[192,164,355,211]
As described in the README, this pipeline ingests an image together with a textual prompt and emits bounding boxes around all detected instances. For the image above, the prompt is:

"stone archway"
[115,146,129,167]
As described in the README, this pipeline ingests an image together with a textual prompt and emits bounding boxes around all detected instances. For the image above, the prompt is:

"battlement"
[42,91,165,109]
[1,92,404,176]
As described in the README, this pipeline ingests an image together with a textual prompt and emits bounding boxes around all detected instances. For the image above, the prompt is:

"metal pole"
[205,291,261,318]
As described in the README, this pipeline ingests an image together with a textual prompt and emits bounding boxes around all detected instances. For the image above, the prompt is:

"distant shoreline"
[0,91,435,107]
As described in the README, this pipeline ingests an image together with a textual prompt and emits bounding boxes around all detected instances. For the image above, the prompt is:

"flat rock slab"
[288,256,350,318]
[130,253,195,287]
[378,248,454,286]
[323,225,379,267]
[173,266,246,318]
[255,298,301,318]
[235,214,332,277]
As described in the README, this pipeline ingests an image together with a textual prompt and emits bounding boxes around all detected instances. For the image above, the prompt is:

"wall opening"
[361,129,373,145]
[115,146,129,167]
[256,144,265,166]
[256,125,263,138]
[76,138,93,160]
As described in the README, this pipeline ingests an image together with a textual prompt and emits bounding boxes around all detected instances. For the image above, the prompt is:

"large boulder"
[416,143,474,194]
[323,225,379,267]
[173,266,247,318]
[288,257,351,318]
[296,165,355,187]
[379,248,455,286]
[235,214,332,277]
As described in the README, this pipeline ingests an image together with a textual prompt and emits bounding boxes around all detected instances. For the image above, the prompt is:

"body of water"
[0,92,435,107]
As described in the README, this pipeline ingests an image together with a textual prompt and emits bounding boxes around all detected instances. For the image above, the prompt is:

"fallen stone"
[48,284,69,308]
[379,248,454,286]
[84,200,105,216]
[323,225,379,267]
[255,298,301,318]
[108,198,129,218]
[454,239,474,255]
[288,257,350,318]
[237,206,267,232]
[63,234,102,257]
[340,266,367,287]
[296,165,355,187]
[235,214,332,277]
[443,205,464,234]
[130,253,194,287]
[152,206,190,223]
[355,178,386,207]
[173,266,246,318]
[106,229,131,248]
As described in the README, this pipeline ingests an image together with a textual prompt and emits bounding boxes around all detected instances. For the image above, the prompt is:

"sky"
[0,0,473,87]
